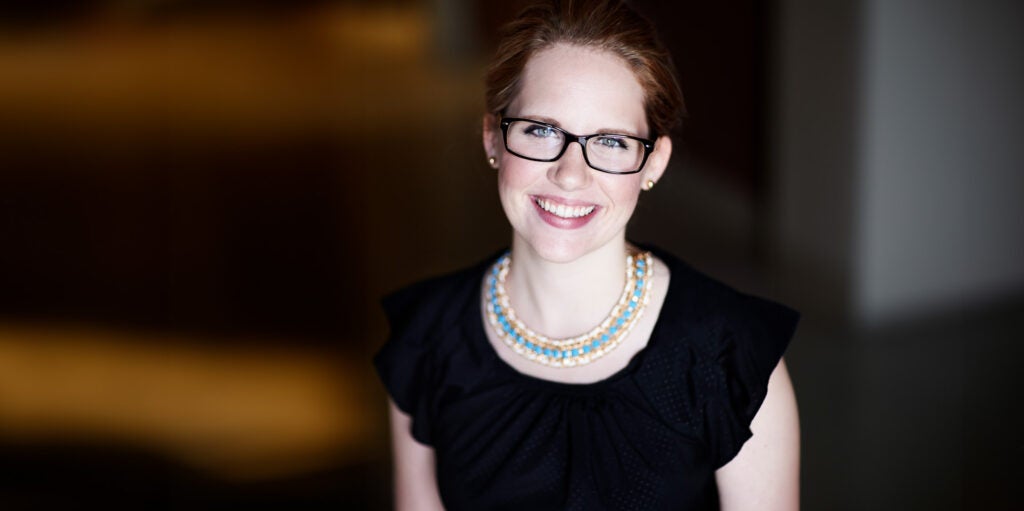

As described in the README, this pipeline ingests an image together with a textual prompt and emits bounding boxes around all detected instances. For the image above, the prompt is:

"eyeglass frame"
[498,117,656,175]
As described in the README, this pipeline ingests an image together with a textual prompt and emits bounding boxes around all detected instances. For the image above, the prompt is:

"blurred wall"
[774,0,1024,325]
[855,0,1024,324]
[772,0,862,319]
[773,2,1023,508]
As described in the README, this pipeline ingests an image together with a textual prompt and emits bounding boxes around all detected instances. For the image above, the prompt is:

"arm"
[715,358,800,511]
[388,399,446,511]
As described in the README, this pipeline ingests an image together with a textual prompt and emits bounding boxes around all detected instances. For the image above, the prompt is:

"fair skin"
[387,43,799,510]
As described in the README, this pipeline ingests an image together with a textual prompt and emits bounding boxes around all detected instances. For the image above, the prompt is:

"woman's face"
[484,43,672,263]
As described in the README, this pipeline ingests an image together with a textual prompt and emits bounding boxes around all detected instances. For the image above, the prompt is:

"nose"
[548,140,592,191]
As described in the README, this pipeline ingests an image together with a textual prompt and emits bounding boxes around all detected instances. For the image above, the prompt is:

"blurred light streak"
[0,322,380,480]
[0,3,481,146]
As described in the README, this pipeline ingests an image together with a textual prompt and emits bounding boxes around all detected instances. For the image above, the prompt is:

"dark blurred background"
[0,0,1021,509]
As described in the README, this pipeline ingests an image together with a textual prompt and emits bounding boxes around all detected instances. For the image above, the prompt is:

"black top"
[374,247,799,510]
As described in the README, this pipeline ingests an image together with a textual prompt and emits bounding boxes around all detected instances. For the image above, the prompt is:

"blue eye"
[595,136,629,150]
[523,124,559,138]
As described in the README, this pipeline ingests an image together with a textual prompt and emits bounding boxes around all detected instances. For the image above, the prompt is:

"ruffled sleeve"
[706,293,799,468]
[373,283,440,446]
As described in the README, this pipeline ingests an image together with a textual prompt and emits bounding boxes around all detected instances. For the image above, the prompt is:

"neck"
[505,236,631,338]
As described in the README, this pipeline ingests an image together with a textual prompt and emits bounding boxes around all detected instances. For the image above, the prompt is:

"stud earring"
[487,156,497,169]
[644,179,656,191]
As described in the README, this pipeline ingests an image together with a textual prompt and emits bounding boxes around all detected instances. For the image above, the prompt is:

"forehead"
[509,43,648,135]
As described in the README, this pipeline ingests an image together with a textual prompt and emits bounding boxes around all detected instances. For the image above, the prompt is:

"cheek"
[497,162,536,200]
[496,167,526,220]
[600,176,644,208]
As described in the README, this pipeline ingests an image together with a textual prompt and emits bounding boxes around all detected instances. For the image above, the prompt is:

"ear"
[641,135,672,184]
[482,113,501,160]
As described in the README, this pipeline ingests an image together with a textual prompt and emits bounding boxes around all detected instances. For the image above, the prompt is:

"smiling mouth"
[534,197,597,219]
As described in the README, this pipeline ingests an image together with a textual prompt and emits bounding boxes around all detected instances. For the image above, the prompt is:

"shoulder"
[376,253,500,445]
[653,247,798,333]
[381,252,498,343]
[644,247,799,465]
[645,246,799,369]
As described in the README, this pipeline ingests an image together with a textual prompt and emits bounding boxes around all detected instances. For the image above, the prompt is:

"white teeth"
[535,198,596,218]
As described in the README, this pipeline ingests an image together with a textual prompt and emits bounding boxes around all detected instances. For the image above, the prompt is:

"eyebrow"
[516,114,647,138]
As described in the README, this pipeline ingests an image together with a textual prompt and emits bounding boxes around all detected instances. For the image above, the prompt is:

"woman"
[375,1,800,509]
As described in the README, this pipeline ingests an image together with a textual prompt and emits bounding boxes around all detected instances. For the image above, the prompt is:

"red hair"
[485,0,685,137]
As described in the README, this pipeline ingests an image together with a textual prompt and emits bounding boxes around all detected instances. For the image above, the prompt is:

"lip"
[531,195,600,229]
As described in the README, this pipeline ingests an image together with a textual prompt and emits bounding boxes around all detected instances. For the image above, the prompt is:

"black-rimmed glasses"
[499,117,655,174]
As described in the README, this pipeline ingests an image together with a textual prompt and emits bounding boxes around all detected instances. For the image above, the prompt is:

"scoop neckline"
[469,246,679,391]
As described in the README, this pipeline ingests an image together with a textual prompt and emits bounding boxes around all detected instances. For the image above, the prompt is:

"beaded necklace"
[485,250,653,368]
